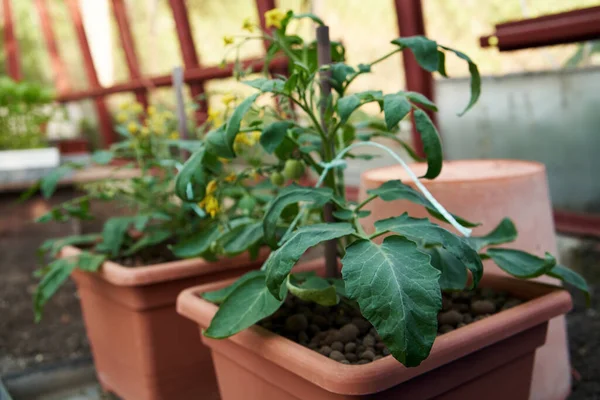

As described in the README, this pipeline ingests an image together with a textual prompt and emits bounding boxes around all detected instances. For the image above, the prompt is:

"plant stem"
[316,25,339,280]
[355,194,376,211]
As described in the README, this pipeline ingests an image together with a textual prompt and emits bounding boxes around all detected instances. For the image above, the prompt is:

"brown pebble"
[453,303,470,313]
[471,300,496,316]
[373,355,383,360]
[339,360,350,365]
[309,343,319,350]
[345,353,358,362]
[357,345,366,353]
[298,331,309,344]
[480,287,496,298]
[457,322,466,328]
[438,310,463,326]
[356,359,370,365]
[335,315,351,327]
[344,342,357,353]
[308,324,320,335]
[463,314,473,324]
[329,350,346,362]
[331,341,344,352]
[375,342,386,350]
[339,324,360,343]
[383,348,391,356]
[351,317,371,335]
[363,335,376,347]
[502,298,522,310]
[324,330,341,345]
[312,315,330,329]
[360,350,375,361]
[439,324,454,334]
[474,314,491,321]
[442,296,453,311]
[285,314,308,332]
[319,346,332,356]
[313,305,329,315]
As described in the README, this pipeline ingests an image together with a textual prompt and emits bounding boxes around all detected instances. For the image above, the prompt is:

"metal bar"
[480,6,600,51]
[110,0,148,107]
[167,0,206,119]
[2,0,21,80]
[35,0,71,93]
[56,56,288,102]
[393,0,431,157]
[65,0,115,146]
[554,209,600,238]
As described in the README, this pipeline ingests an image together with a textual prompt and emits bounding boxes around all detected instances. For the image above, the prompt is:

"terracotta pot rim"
[177,270,571,395]
[362,159,546,185]
[60,245,269,287]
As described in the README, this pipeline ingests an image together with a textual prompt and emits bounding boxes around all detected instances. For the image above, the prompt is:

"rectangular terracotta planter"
[177,271,572,400]
[60,245,269,400]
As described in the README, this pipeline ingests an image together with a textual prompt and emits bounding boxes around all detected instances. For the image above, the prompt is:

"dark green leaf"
[175,147,208,201]
[40,165,74,198]
[287,275,338,306]
[367,180,479,227]
[547,265,590,305]
[337,94,360,124]
[220,222,264,255]
[263,184,334,248]
[330,63,355,95]
[486,248,556,279]
[34,258,77,322]
[202,270,266,304]
[91,150,113,165]
[39,233,101,258]
[342,236,441,367]
[383,93,411,130]
[392,36,439,72]
[429,247,467,291]
[76,251,107,272]
[437,50,448,77]
[332,209,371,221]
[171,225,221,258]
[260,121,294,153]
[375,213,483,288]
[244,78,285,93]
[204,271,286,338]
[291,13,324,26]
[439,45,480,116]
[413,108,442,179]
[265,223,355,298]
[101,216,149,257]
[123,229,172,257]
[406,92,438,111]
[467,218,517,251]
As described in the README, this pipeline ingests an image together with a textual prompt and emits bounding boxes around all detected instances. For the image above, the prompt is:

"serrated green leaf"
[439,45,480,116]
[375,213,483,288]
[413,109,442,179]
[220,222,264,255]
[204,271,286,338]
[392,36,440,72]
[287,275,339,306]
[547,264,590,305]
[467,218,517,251]
[265,223,354,298]
[406,92,438,111]
[34,257,77,322]
[91,150,113,165]
[383,93,411,130]
[263,184,334,247]
[429,247,468,290]
[367,180,479,227]
[342,236,441,367]
[260,121,294,153]
[202,270,266,304]
[171,224,221,258]
[486,248,556,279]
[40,165,74,198]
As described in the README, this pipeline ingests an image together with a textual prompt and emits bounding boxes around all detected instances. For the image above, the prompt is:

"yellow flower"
[207,107,224,127]
[116,112,128,123]
[169,131,179,140]
[119,102,130,111]
[218,157,231,164]
[140,127,150,136]
[221,93,236,106]
[147,105,156,116]
[224,172,237,183]
[132,102,143,114]
[265,9,286,29]
[250,170,259,181]
[127,122,138,134]
[234,133,253,147]
[206,179,218,196]
[223,35,234,46]
[162,110,174,120]
[242,18,254,32]
[204,195,220,218]
[251,130,261,142]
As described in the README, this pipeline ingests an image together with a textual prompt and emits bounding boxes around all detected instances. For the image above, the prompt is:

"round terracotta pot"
[359,159,570,400]
[177,266,572,400]
[60,245,269,400]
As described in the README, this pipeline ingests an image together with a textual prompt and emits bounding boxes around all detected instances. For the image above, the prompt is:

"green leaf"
[383,93,411,130]
[287,275,338,306]
[39,233,101,258]
[337,94,361,124]
[260,121,294,153]
[342,236,441,367]
[367,180,479,227]
[332,209,371,221]
[486,248,556,279]
[439,45,480,116]
[101,216,149,257]
[547,265,590,305]
[291,12,324,26]
[375,213,483,288]
[220,222,264,255]
[330,63,355,95]
[226,93,259,150]
[392,36,439,72]
[413,109,442,179]
[76,251,107,272]
[244,78,285,93]
[171,224,221,258]
[40,165,74,198]
[437,50,448,77]
[34,258,77,322]
[467,218,517,251]
[263,184,334,248]
[123,229,172,257]
[175,147,208,202]
[202,270,266,304]
[91,150,113,165]
[429,247,467,291]
[204,271,286,339]
[205,125,233,159]
[265,223,355,298]
[406,92,438,111]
